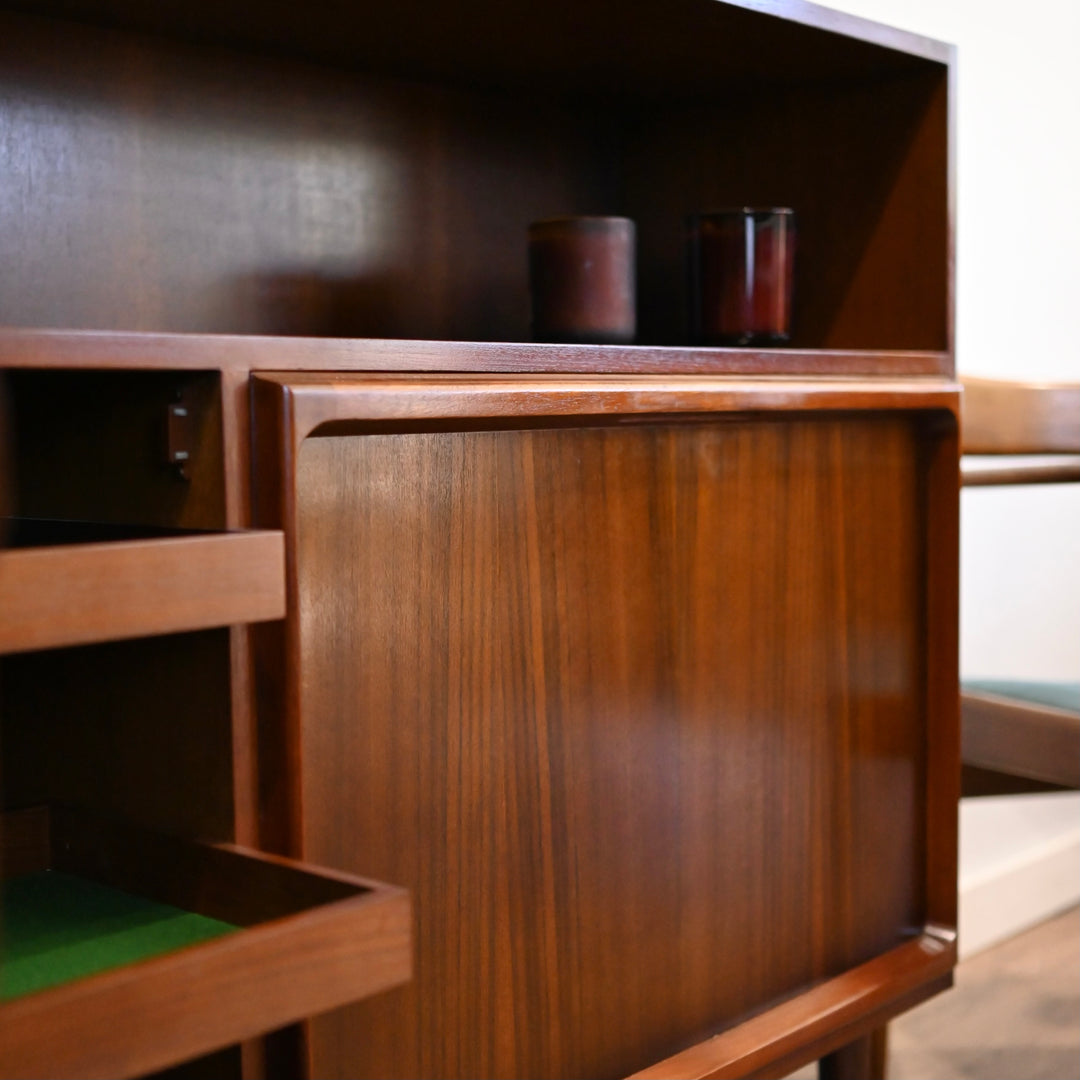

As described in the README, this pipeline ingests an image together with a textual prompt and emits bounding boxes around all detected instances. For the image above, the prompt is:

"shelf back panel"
[0,10,949,352]
[1,630,235,841]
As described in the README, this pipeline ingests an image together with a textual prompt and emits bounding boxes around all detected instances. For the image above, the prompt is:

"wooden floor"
[789,907,1080,1080]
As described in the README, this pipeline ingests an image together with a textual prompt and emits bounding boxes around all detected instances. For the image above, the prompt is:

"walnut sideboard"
[0,1,958,1077]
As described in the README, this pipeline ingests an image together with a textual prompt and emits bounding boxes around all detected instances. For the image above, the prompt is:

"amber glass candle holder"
[528,217,636,344]
[687,208,795,346]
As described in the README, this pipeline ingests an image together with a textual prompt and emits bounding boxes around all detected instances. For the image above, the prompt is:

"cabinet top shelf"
[0,329,951,378]
[4,0,952,97]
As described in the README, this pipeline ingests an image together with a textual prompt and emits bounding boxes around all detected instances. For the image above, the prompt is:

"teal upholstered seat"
[962,681,1080,716]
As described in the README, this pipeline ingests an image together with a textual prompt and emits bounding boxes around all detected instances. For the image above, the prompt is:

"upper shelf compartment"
[0,0,952,356]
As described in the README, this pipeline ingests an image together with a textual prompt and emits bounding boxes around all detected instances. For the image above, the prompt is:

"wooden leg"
[819,1027,888,1080]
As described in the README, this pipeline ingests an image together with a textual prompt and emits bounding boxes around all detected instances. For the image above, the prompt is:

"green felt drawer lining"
[1,870,238,1001]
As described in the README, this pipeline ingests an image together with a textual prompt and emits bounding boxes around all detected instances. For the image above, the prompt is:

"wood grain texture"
[256,374,961,445]
[0,529,284,654]
[252,375,960,1079]
[0,805,411,1080]
[0,328,953,378]
[961,377,1080,455]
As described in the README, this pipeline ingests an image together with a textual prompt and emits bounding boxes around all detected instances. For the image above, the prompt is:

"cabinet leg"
[819,1027,888,1080]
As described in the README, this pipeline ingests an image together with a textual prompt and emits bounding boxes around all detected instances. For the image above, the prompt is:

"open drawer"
[0,805,411,1079]
[0,519,285,654]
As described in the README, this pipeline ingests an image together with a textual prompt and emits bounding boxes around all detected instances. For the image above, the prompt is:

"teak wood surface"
[252,374,960,1079]
[0,328,952,378]
[0,529,284,654]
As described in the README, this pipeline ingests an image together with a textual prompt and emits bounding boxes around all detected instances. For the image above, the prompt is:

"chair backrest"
[958,374,1079,795]
[962,376,1080,455]
[960,377,1080,486]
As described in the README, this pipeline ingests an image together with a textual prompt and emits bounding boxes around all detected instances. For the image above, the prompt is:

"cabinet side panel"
[293,416,926,1079]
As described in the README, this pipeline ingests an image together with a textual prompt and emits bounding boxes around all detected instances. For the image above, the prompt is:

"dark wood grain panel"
[289,413,931,1079]
[257,373,961,443]
[1,631,235,839]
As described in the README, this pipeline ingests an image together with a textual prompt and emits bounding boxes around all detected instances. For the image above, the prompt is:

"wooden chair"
[960,376,1080,796]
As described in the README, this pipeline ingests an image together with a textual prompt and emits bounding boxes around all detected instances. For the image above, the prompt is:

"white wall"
[824,0,1080,950]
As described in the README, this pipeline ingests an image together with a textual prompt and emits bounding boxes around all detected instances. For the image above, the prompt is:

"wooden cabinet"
[1,1,959,1078]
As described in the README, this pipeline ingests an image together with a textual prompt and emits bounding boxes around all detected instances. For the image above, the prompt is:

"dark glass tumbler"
[688,208,795,346]
[528,217,636,344]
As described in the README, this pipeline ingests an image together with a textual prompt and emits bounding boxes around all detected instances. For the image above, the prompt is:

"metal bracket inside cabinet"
[164,397,193,480]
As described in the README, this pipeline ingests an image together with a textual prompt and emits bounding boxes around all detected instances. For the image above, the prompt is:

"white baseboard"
[958,793,1080,958]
